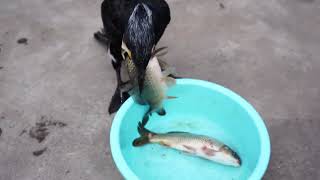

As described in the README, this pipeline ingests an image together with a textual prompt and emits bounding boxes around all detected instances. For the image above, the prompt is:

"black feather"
[97,0,171,114]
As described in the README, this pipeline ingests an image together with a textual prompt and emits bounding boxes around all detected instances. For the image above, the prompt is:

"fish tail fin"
[132,122,156,147]
[132,136,149,146]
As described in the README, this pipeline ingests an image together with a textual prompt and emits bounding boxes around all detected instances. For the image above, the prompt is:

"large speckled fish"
[122,44,176,116]
[133,122,241,167]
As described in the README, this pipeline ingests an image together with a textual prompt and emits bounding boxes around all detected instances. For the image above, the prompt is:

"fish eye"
[121,49,130,59]
[121,42,132,59]
[124,51,129,57]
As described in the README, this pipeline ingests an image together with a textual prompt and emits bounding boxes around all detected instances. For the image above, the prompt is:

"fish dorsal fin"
[152,46,168,57]
[161,67,176,77]
[166,96,177,99]
[161,76,176,87]
[167,131,186,134]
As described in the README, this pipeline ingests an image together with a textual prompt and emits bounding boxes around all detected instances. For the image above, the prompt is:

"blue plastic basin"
[110,79,270,180]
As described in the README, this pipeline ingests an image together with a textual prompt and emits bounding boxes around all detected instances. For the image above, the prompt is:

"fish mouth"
[222,145,242,166]
[230,149,241,166]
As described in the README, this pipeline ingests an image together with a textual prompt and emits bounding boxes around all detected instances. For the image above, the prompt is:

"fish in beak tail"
[132,121,156,147]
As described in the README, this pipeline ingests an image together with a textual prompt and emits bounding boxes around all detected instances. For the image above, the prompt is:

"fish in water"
[122,44,177,117]
[133,122,241,167]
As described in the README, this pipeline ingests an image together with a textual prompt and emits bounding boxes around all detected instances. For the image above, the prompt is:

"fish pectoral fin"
[161,67,177,78]
[161,76,176,87]
[183,145,197,153]
[166,96,177,99]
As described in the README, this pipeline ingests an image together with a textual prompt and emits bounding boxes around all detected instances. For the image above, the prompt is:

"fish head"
[216,145,241,167]
[123,3,155,94]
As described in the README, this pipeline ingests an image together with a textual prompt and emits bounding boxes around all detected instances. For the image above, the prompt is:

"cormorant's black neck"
[123,3,155,67]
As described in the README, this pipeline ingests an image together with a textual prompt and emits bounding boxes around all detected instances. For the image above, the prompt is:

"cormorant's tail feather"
[94,29,111,46]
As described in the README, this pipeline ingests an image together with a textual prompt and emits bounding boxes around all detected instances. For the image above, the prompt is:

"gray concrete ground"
[0,0,319,179]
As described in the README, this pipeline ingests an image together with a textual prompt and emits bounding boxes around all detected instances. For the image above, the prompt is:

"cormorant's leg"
[112,60,123,85]
[108,43,130,114]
